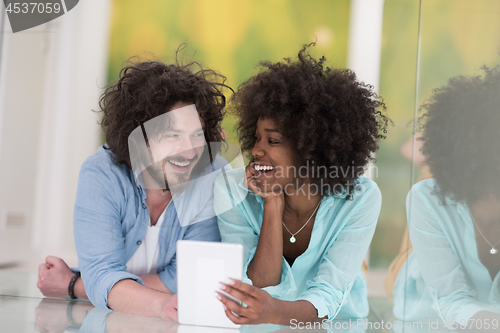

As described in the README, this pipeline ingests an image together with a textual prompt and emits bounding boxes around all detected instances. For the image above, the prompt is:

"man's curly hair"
[418,66,500,204]
[233,45,389,197]
[98,57,230,168]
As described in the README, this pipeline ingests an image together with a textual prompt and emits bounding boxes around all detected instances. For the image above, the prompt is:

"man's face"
[130,103,206,192]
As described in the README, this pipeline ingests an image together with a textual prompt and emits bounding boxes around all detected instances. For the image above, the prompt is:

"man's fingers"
[36,265,48,293]
[165,306,178,322]
[38,263,49,277]
[171,294,178,309]
[45,256,63,267]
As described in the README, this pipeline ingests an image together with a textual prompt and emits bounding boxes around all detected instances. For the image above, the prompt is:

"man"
[37,60,231,320]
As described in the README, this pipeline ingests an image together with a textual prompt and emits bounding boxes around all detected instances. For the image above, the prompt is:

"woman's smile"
[252,162,276,179]
[249,117,296,192]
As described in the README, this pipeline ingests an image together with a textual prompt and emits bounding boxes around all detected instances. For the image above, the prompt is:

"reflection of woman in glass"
[214,46,389,325]
[393,67,500,328]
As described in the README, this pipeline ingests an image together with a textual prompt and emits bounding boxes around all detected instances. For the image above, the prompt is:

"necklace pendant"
[290,235,296,243]
[491,248,497,254]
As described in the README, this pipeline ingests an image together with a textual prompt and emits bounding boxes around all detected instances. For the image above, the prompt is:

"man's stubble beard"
[144,160,193,193]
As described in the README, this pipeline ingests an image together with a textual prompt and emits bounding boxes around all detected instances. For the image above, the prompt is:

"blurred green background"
[106,0,500,268]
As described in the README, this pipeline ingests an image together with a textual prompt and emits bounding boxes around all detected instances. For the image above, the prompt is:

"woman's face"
[250,117,297,193]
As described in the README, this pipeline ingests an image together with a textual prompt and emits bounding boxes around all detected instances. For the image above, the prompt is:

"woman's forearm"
[247,201,284,287]
[273,299,325,326]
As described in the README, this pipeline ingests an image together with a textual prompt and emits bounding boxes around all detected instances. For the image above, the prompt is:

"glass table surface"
[0,271,395,333]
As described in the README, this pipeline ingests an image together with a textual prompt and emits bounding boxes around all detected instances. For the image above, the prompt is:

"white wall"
[0,10,51,265]
[347,0,385,183]
[0,0,112,268]
[347,0,385,269]
[347,0,385,93]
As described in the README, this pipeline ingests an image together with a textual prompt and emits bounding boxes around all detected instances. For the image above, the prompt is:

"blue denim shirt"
[73,146,222,309]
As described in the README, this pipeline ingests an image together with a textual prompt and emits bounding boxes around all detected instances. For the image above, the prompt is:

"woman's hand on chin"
[216,278,280,325]
[245,164,284,203]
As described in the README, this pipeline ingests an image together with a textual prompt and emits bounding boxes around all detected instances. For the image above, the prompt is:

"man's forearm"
[107,279,174,319]
[139,274,172,294]
[73,274,170,299]
[74,278,88,299]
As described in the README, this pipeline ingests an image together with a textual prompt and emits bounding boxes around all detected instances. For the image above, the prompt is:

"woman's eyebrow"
[264,128,280,133]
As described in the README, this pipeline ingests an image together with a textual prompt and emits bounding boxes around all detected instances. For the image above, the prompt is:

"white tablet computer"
[177,240,244,328]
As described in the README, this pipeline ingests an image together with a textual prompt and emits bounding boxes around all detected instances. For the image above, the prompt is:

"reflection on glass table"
[0,270,392,333]
[0,296,388,333]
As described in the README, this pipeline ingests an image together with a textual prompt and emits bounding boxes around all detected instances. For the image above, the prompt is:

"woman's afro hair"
[233,44,390,197]
[418,66,500,204]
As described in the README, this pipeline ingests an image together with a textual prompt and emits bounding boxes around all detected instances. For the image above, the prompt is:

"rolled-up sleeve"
[297,183,381,319]
[74,161,144,309]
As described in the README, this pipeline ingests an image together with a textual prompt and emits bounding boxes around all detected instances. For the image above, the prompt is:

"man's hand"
[158,293,178,322]
[37,256,74,298]
[216,278,280,325]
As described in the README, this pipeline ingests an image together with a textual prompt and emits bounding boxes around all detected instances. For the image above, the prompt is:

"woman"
[214,46,389,325]
[392,67,500,329]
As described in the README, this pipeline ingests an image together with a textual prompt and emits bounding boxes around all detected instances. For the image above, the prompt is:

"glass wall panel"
[392,1,500,331]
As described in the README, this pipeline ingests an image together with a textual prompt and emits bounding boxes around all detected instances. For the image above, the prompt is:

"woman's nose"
[251,141,265,159]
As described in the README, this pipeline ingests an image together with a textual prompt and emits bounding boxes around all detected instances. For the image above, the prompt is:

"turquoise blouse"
[214,168,382,319]
[393,179,500,326]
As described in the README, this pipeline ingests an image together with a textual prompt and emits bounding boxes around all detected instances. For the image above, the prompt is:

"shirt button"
[142,204,146,209]
[290,291,294,295]
[137,241,142,245]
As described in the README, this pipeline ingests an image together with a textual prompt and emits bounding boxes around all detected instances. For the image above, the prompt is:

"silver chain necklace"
[470,214,500,254]
[282,201,321,244]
